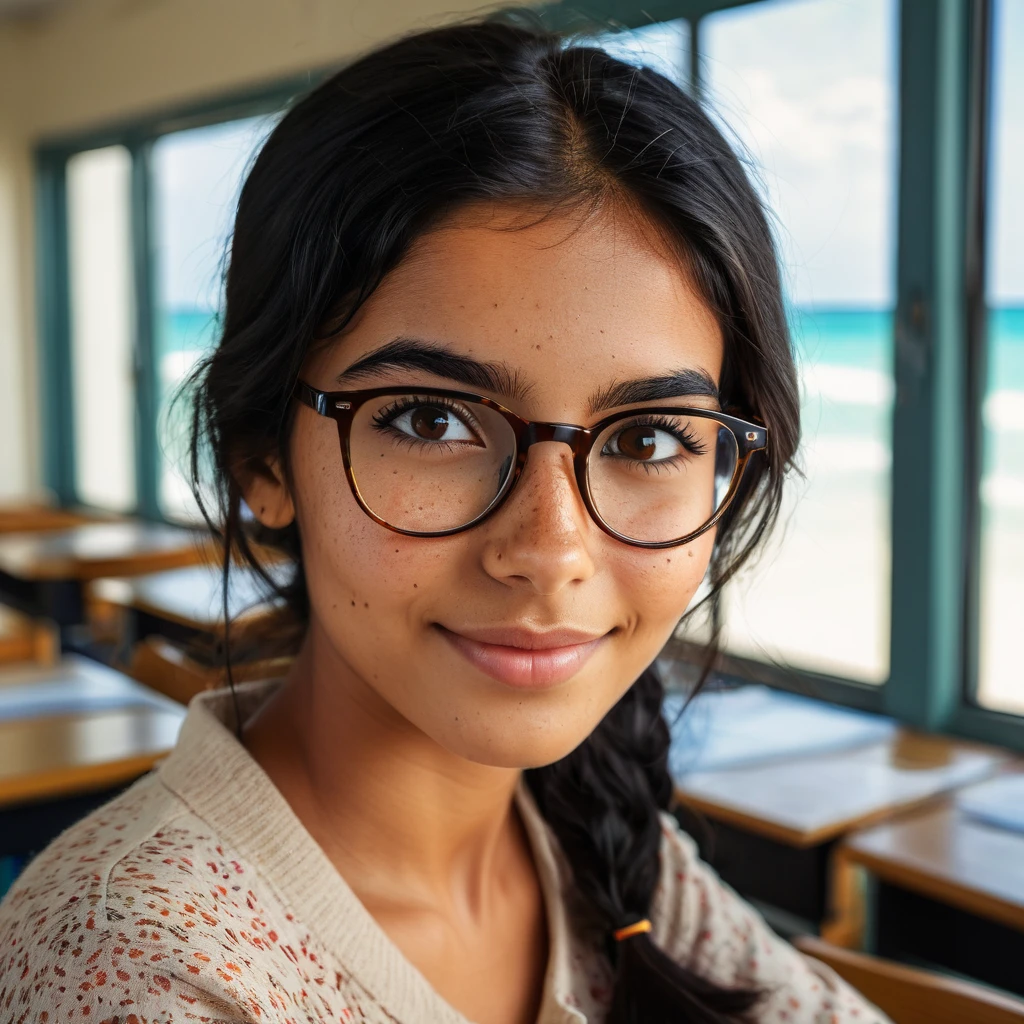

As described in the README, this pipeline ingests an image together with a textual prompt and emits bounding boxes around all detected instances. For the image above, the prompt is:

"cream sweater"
[0,678,888,1023]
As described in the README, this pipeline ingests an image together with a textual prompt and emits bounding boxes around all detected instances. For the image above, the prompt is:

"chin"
[428,699,612,771]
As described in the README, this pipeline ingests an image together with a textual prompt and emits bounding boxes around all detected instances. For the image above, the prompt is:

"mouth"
[434,624,610,690]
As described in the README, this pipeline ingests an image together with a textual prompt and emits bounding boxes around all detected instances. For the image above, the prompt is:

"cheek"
[289,422,429,632]
[614,528,716,638]
[289,419,481,662]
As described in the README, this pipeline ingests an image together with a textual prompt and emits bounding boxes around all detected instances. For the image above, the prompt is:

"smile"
[435,624,609,690]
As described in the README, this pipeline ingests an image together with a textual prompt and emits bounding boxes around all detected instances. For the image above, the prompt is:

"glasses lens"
[347,394,517,533]
[588,413,739,544]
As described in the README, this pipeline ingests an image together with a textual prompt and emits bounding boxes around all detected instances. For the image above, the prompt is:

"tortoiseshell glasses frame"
[294,380,768,549]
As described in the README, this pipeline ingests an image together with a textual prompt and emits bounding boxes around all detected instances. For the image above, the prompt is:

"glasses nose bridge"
[518,421,590,458]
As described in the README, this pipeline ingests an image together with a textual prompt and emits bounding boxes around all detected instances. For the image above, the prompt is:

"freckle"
[688,549,694,557]
[364,602,369,608]
[666,558,671,563]
[413,583,418,588]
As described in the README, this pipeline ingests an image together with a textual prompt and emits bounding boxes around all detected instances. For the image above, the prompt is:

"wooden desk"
[0,606,57,665]
[0,522,213,637]
[841,776,1024,996]
[90,562,279,645]
[672,724,1010,932]
[0,502,107,534]
[0,656,185,857]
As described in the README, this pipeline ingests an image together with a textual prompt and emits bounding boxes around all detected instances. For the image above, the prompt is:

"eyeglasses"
[295,381,768,549]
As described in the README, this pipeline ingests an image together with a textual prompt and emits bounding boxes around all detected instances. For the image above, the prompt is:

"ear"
[237,454,295,529]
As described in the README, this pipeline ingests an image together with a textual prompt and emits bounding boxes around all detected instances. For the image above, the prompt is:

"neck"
[242,621,524,913]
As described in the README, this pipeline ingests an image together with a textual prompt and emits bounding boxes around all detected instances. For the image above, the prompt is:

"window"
[701,0,897,685]
[587,18,690,88]
[66,146,136,512]
[34,3,1024,743]
[152,117,273,520]
[978,0,1024,715]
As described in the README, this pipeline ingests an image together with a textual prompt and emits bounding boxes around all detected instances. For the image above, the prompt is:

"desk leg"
[821,849,866,948]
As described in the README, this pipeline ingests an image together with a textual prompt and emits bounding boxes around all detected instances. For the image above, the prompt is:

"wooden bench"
[127,634,291,705]
[795,935,1024,1024]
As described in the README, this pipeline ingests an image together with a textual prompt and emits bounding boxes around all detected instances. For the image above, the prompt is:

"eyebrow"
[586,370,720,415]
[335,337,720,414]
[336,339,534,403]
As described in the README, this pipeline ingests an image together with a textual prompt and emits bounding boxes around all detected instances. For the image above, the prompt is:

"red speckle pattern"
[0,783,379,1022]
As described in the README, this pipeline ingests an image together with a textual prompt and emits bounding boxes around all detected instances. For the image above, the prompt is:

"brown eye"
[615,425,658,460]
[411,406,450,440]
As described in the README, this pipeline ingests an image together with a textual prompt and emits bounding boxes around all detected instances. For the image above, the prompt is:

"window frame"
[33,0,1024,749]
[35,75,326,520]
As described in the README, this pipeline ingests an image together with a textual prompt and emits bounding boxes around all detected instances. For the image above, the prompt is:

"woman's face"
[254,203,724,769]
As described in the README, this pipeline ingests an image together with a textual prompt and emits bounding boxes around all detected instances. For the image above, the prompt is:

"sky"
[155,0,1023,313]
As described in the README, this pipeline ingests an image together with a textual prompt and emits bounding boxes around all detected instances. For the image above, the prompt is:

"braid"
[526,664,761,1023]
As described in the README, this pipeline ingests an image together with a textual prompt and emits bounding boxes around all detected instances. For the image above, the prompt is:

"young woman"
[0,19,890,1024]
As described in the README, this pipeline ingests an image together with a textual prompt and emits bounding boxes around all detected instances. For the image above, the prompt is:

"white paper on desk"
[956,775,1024,834]
[0,676,177,722]
[665,685,898,777]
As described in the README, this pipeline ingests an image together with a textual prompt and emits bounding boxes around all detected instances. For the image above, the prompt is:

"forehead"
[320,202,724,416]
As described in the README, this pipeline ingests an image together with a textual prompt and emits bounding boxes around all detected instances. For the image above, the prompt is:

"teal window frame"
[34,0,1023,749]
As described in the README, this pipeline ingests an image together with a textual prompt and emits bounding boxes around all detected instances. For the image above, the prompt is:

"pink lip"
[436,624,608,690]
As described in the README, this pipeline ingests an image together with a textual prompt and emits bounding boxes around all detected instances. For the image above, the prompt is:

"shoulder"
[651,811,892,1023]
[0,772,287,1020]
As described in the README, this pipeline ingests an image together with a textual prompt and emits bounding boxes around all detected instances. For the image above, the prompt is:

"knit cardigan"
[0,678,889,1023]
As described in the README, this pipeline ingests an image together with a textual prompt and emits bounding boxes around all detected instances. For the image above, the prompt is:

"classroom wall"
[0,0,512,503]
[0,31,38,501]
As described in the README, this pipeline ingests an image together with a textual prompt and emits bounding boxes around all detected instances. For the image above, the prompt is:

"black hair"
[187,16,800,1023]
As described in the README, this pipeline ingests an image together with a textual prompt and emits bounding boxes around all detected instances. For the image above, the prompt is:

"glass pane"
[152,116,274,520]
[978,0,1024,715]
[585,18,690,88]
[67,146,136,512]
[703,0,897,683]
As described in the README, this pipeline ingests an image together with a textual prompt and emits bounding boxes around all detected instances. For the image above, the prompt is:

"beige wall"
[0,0,505,502]
[0,30,37,500]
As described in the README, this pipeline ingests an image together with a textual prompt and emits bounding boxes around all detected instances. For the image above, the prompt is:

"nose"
[480,442,597,595]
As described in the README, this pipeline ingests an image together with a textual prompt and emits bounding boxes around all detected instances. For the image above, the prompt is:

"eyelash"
[602,415,710,469]
[370,395,481,448]
[370,398,709,467]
